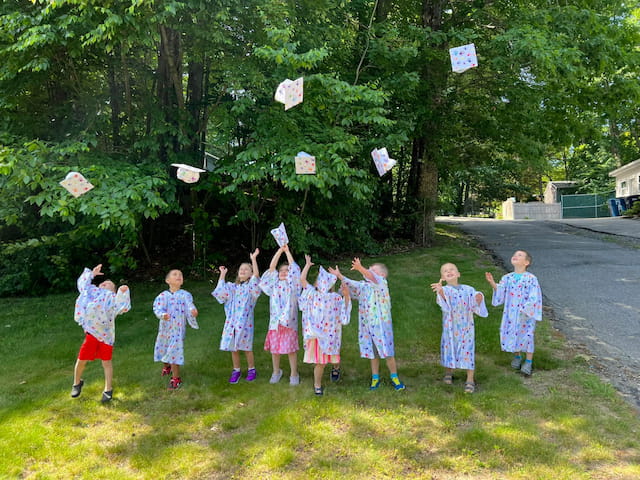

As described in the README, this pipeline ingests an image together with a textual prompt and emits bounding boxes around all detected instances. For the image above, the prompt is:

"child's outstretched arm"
[328,266,343,281]
[250,249,260,277]
[351,257,376,283]
[430,279,446,299]
[485,272,497,290]
[268,246,284,272]
[282,244,295,266]
[300,254,314,288]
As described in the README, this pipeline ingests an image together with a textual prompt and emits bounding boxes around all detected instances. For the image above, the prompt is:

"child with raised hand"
[299,255,351,396]
[485,250,542,376]
[431,263,488,393]
[212,249,261,384]
[153,269,199,390]
[329,258,405,391]
[259,244,301,385]
[71,264,131,403]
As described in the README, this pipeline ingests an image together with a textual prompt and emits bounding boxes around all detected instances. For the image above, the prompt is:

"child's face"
[440,263,460,284]
[370,264,386,278]
[99,280,116,293]
[510,251,530,269]
[238,263,253,282]
[278,264,289,280]
[166,270,184,289]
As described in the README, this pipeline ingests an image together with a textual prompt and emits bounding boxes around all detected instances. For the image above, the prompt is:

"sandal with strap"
[464,382,476,394]
[443,374,453,385]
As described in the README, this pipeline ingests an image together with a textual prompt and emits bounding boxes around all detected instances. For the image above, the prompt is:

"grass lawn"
[1,225,639,479]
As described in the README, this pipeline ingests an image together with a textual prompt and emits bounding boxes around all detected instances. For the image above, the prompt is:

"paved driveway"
[438,217,640,408]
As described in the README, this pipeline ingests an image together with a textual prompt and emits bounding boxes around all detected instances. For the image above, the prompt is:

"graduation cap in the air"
[270,222,289,247]
[295,152,316,175]
[171,163,206,184]
[449,43,478,73]
[275,77,304,110]
[60,171,94,197]
[371,147,397,176]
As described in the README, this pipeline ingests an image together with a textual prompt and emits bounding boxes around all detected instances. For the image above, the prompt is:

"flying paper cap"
[60,171,94,198]
[371,147,397,176]
[316,266,337,294]
[295,151,316,175]
[449,43,478,73]
[171,163,206,184]
[274,77,304,110]
[270,222,289,247]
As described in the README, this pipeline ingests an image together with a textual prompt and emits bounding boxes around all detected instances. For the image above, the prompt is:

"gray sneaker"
[289,375,300,386]
[269,369,283,384]
[520,361,532,376]
[511,356,522,369]
[71,379,84,398]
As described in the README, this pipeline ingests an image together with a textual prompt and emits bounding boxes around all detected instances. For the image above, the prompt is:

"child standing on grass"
[260,244,301,385]
[299,255,351,396]
[329,258,405,391]
[212,249,261,384]
[485,250,542,376]
[71,264,131,403]
[431,263,488,393]
[153,269,199,390]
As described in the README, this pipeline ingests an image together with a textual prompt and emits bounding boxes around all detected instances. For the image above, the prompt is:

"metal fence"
[561,191,615,218]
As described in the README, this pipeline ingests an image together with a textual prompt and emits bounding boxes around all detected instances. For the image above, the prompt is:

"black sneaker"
[330,367,341,382]
[71,380,84,398]
[101,390,113,403]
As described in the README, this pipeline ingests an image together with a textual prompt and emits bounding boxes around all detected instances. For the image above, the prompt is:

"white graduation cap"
[171,163,206,184]
[59,171,94,198]
[295,151,316,175]
[274,77,304,110]
[449,43,478,73]
[371,147,397,176]
[270,222,289,247]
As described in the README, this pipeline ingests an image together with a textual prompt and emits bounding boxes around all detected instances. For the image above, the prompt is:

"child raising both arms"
[71,264,131,403]
[299,255,351,396]
[431,263,487,393]
[153,269,199,390]
[485,250,542,376]
[260,244,301,386]
[330,258,405,391]
[212,249,261,384]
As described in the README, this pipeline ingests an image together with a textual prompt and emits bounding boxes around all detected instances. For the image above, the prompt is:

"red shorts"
[78,333,113,361]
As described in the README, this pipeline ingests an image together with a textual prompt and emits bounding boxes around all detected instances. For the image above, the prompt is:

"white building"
[609,158,640,198]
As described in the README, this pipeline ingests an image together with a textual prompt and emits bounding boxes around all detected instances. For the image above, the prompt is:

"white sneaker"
[269,369,283,384]
[289,375,300,386]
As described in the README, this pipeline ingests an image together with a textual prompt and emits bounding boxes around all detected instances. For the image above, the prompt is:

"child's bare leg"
[171,364,180,378]
[384,356,398,375]
[244,351,255,369]
[102,360,113,391]
[525,352,533,361]
[231,351,241,370]
[370,357,380,376]
[288,352,298,377]
[74,359,88,385]
[314,364,326,388]
[271,353,281,374]
[466,369,474,384]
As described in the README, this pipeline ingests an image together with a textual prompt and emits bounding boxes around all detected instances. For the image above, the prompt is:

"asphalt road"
[438,217,640,409]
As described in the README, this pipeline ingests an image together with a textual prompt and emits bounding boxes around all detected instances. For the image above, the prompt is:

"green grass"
[1,224,639,479]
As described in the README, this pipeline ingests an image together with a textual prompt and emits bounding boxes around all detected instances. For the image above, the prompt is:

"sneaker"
[168,377,183,390]
[229,370,241,384]
[330,367,341,382]
[511,356,522,369]
[314,386,324,396]
[161,365,172,376]
[290,375,300,386]
[101,390,113,403]
[520,361,532,376]
[269,369,283,384]
[246,368,257,382]
[369,377,381,390]
[71,380,84,398]
[391,376,406,391]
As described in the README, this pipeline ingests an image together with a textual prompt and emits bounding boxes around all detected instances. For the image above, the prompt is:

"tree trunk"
[157,24,184,162]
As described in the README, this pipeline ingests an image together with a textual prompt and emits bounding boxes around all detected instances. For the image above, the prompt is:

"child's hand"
[328,266,342,279]
[191,309,198,317]
[485,272,496,288]
[92,264,104,277]
[475,292,483,305]
[304,254,314,267]
[219,266,228,276]
[162,313,170,320]
[351,257,363,271]
[281,244,289,253]
[430,280,443,295]
[118,285,129,292]
[250,249,260,260]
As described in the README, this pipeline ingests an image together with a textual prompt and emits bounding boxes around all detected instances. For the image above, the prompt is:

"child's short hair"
[165,269,182,280]
[371,263,388,277]
[519,250,533,267]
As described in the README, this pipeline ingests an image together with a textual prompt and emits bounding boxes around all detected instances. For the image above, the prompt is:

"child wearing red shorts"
[71,264,131,402]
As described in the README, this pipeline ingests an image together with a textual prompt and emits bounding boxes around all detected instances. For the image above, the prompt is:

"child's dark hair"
[519,250,532,267]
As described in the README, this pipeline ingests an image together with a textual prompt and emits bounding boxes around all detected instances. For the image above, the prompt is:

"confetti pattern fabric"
[152,289,199,365]
[212,276,262,351]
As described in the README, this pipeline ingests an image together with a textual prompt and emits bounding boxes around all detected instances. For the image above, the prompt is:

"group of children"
[69,244,542,402]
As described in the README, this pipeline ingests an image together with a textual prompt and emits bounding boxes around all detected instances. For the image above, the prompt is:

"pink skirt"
[303,338,340,365]
[264,324,299,354]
